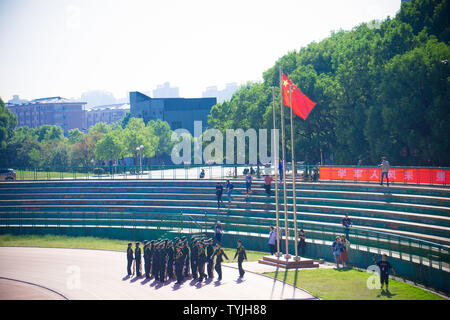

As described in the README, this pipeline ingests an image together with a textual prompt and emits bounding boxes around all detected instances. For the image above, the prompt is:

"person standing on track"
[134,242,142,277]
[175,245,185,285]
[143,241,151,279]
[233,240,248,278]
[183,239,190,278]
[197,241,207,283]
[167,241,175,280]
[190,238,199,280]
[206,238,215,278]
[126,242,133,276]
[212,242,229,281]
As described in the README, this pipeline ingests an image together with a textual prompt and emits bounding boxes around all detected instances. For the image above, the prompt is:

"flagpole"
[272,87,281,256]
[280,66,290,259]
[290,85,299,260]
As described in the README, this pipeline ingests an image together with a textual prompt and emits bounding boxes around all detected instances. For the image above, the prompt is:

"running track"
[0,247,316,300]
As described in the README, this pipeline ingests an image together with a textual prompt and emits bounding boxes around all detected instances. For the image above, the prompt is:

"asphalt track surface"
[0,247,316,300]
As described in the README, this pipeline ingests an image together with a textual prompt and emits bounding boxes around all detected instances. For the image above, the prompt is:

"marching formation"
[126,237,248,285]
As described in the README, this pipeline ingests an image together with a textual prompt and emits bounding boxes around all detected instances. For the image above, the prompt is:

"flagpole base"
[284,254,291,259]
[275,252,283,257]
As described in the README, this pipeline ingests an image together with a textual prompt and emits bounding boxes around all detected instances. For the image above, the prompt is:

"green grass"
[0,234,267,262]
[265,268,446,300]
[15,170,89,180]
[0,234,130,251]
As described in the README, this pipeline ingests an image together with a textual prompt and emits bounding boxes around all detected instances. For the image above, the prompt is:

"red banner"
[319,166,450,185]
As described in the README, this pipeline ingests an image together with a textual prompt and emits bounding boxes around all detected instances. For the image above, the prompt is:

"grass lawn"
[15,170,89,180]
[265,268,446,300]
[0,234,267,263]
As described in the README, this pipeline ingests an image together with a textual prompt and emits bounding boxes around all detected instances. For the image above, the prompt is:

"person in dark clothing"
[159,242,167,282]
[214,221,223,244]
[153,242,161,281]
[341,213,352,240]
[212,242,229,281]
[233,240,248,278]
[216,183,224,209]
[149,240,155,278]
[197,242,207,282]
[183,240,190,277]
[279,160,283,182]
[167,241,175,280]
[175,245,185,284]
[126,243,133,276]
[143,242,151,279]
[206,238,215,278]
[190,238,199,280]
[226,180,234,205]
[134,242,142,277]
[373,254,396,294]
[297,229,306,257]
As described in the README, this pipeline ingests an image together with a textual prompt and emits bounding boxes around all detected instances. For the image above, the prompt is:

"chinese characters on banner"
[319,167,449,185]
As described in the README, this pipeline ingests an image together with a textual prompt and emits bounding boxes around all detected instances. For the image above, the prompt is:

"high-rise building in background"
[152,82,180,98]
[202,83,238,103]
[130,91,216,134]
[86,103,130,129]
[6,96,87,133]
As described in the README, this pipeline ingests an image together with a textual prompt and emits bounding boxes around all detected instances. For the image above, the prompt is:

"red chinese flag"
[282,73,316,120]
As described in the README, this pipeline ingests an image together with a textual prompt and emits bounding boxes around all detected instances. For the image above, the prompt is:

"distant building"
[86,103,130,129]
[8,95,29,105]
[129,91,216,134]
[6,96,87,134]
[202,82,238,103]
[152,82,180,98]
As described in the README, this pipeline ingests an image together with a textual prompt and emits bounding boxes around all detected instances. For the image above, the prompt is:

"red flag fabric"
[282,73,316,120]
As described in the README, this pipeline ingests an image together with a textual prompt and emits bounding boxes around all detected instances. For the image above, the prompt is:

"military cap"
[181,236,187,240]
[150,240,155,243]
[128,242,132,246]
[207,238,213,242]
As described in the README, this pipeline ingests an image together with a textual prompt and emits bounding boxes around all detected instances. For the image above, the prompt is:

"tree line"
[0,101,175,169]
[208,0,450,166]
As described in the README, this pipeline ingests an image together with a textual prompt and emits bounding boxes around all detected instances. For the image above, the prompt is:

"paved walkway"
[0,247,316,300]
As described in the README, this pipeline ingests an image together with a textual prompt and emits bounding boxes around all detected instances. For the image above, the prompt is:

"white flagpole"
[272,87,281,256]
[290,85,299,260]
[280,67,290,259]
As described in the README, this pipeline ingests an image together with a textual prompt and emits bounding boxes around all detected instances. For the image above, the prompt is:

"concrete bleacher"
[0,180,449,244]
[0,179,449,292]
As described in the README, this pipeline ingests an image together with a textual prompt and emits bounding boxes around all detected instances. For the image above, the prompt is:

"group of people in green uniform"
[126,237,248,285]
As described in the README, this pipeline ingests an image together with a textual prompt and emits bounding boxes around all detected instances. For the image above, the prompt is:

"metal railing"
[5,164,449,186]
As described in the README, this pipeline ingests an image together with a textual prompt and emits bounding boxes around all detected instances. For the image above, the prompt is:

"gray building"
[86,103,130,129]
[152,82,180,98]
[129,91,216,134]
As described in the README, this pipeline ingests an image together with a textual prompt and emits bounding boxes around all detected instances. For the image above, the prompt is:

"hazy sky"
[0,0,401,101]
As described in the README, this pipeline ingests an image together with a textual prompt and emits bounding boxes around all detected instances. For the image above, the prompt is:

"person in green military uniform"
[135,242,142,277]
[233,240,248,278]
[175,244,185,285]
[143,241,151,279]
[126,242,134,276]
[153,242,161,281]
[182,239,190,277]
[149,240,155,278]
[167,241,175,280]
[206,238,215,278]
[197,241,207,282]
[190,238,199,280]
[159,241,167,282]
[212,242,229,281]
